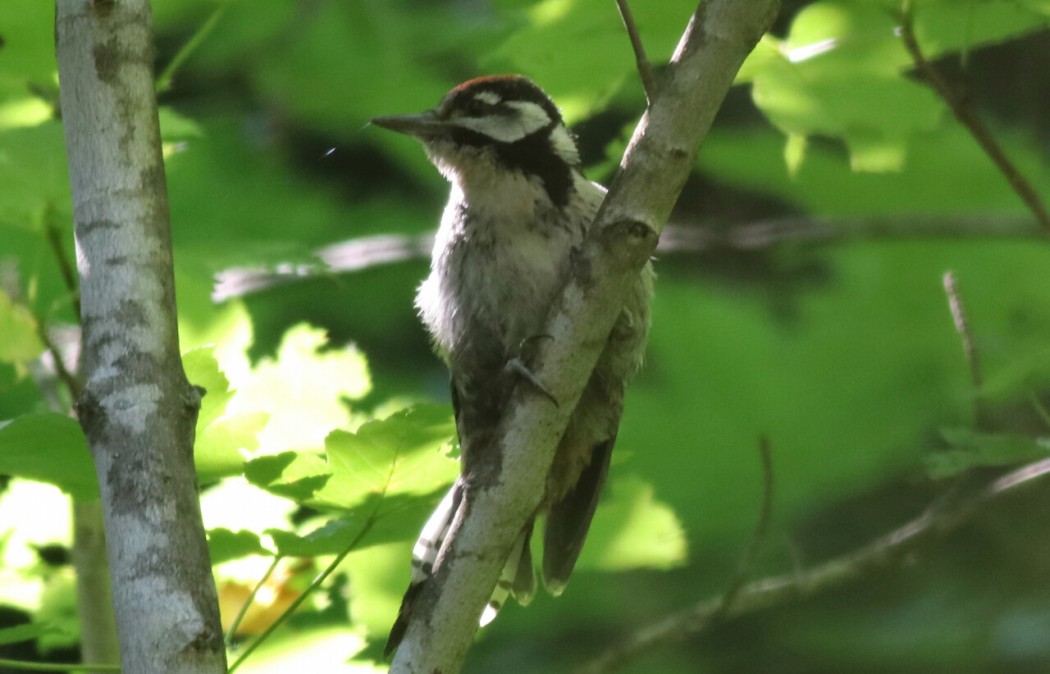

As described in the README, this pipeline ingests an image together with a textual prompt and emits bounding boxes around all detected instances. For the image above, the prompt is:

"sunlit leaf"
[0,415,96,500]
[225,324,371,455]
[0,290,44,364]
[269,518,362,557]
[245,451,332,502]
[576,475,687,572]
[233,625,383,674]
[207,528,270,566]
[0,622,61,646]
[184,347,267,480]
[315,404,457,510]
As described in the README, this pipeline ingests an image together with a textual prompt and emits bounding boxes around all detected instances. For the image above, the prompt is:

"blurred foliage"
[1,0,1050,672]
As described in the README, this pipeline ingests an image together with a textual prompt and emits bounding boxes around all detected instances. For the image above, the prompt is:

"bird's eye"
[464,99,491,117]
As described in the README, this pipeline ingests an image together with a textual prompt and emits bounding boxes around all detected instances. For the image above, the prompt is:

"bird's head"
[373,75,581,207]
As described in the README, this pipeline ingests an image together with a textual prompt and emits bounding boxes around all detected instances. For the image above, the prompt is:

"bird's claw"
[505,357,559,407]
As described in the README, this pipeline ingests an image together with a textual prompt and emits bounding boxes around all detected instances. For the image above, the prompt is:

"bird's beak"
[371,110,446,138]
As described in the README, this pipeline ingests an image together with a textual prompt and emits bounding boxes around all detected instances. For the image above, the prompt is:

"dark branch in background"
[579,456,1050,674]
[580,437,773,674]
[615,0,657,103]
[211,215,1044,301]
[942,271,985,425]
[898,2,1050,234]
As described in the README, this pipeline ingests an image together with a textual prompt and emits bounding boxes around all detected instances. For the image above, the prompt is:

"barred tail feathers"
[385,481,537,656]
[481,523,536,625]
[385,480,464,657]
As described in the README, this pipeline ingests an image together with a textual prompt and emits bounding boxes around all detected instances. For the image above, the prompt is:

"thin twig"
[45,208,81,323]
[578,456,1050,673]
[898,3,1050,234]
[155,5,227,94]
[580,437,774,674]
[942,271,984,424]
[227,516,376,673]
[706,435,774,626]
[224,555,283,648]
[36,323,82,399]
[615,0,657,103]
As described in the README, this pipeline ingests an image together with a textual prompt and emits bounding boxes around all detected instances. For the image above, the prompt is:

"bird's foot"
[504,356,559,407]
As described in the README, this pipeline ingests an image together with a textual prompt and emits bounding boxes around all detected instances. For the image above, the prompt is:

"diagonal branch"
[388,1,780,672]
[579,456,1050,673]
[898,4,1050,234]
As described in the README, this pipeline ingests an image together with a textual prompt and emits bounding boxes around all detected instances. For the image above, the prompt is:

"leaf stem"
[227,517,376,673]
[224,555,282,648]
[615,0,657,103]
[155,5,227,94]
[0,658,119,672]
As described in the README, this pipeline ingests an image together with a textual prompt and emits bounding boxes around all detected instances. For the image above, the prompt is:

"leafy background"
[2,0,1050,672]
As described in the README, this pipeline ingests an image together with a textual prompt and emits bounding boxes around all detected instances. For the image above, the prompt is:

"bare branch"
[942,271,985,424]
[389,1,780,672]
[615,0,657,103]
[714,436,774,619]
[579,456,1050,673]
[211,215,1043,301]
[898,3,1050,234]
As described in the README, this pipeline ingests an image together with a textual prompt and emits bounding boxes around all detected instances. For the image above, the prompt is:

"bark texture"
[55,1,226,672]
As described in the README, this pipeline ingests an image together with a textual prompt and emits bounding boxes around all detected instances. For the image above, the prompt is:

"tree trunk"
[55,1,227,672]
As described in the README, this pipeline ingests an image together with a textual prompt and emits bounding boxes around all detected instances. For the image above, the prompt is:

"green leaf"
[184,347,234,429]
[0,121,70,231]
[747,0,1050,172]
[490,0,695,119]
[245,451,332,502]
[925,428,1050,479]
[0,622,61,646]
[159,106,205,142]
[576,475,687,572]
[912,1,1050,58]
[0,414,97,500]
[257,405,456,555]
[315,404,457,510]
[207,528,270,565]
[269,518,362,557]
[196,412,267,482]
[0,0,58,98]
[227,324,371,455]
[0,290,43,364]
[184,347,267,480]
[269,489,446,557]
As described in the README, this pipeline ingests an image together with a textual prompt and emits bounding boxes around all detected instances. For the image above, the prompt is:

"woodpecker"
[373,75,653,654]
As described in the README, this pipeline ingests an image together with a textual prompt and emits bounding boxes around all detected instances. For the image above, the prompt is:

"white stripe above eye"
[454,100,552,143]
[473,91,502,106]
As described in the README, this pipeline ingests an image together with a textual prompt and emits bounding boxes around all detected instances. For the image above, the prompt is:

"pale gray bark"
[55,1,226,672]
[389,1,781,672]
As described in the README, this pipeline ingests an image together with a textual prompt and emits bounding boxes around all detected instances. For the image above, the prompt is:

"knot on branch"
[601,218,659,269]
